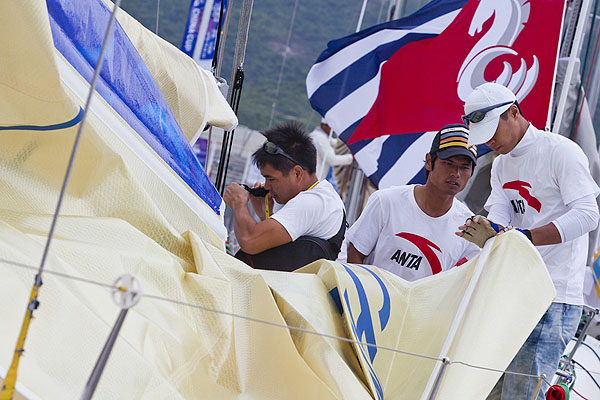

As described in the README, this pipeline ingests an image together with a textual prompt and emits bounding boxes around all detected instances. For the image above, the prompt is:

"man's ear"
[510,104,519,118]
[292,165,303,179]
[425,153,432,171]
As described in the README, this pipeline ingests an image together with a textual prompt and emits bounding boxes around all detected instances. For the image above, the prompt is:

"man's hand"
[223,182,249,209]
[456,215,501,248]
[247,183,274,220]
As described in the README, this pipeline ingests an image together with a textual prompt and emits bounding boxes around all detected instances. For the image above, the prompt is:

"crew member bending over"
[224,122,346,271]
[458,82,600,400]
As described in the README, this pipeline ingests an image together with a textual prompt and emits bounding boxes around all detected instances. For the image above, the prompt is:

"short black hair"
[500,101,523,120]
[252,122,317,175]
[425,153,437,181]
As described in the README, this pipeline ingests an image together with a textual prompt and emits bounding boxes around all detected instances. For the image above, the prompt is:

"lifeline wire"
[0,256,549,384]
[0,258,118,292]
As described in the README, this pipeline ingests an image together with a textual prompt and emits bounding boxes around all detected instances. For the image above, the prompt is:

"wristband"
[517,228,533,243]
[502,226,533,243]
[488,220,501,233]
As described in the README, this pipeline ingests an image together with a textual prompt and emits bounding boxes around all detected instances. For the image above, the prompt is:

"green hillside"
[120,0,391,131]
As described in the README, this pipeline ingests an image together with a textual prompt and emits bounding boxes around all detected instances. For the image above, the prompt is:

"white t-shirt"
[309,127,353,180]
[271,180,345,241]
[485,125,600,305]
[346,185,480,281]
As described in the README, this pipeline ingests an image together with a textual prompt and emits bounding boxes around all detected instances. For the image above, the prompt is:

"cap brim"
[467,116,498,146]
[437,147,477,165]
[466,103,512,146]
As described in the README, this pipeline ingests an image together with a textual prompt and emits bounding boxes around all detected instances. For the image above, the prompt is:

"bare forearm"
[232,205,260,250]
[347,243,366,264]
[530,222,562,246]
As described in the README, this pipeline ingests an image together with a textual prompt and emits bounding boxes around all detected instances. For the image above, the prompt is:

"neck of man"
[414,183,454,218]
[510,117,530,150]
[300,174,319,192]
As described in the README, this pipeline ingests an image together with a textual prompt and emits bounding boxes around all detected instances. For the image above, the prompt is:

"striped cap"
[429,124,477,164]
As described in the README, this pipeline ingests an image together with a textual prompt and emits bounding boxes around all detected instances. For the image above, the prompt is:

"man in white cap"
[459,82,600,399]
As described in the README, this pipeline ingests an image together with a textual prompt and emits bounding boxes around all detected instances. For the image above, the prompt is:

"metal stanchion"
[80,274,142,400]
[531,374,546,400]
[427,357,450,400]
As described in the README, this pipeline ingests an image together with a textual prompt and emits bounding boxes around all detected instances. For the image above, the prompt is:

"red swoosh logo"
[396,232,442,274]
[502,181,542,212]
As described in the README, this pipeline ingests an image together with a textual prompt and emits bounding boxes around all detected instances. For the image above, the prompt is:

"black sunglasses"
[462,100,515,125]
[263,141,306,169]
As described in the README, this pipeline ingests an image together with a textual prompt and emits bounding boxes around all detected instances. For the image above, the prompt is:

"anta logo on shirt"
[390,232,442,274]
[502,180,542,213]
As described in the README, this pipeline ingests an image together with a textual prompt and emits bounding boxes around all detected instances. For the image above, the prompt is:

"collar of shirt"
[510,123,539,158]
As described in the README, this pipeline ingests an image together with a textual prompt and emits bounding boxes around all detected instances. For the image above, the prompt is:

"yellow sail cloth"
[0,221,554,399]
[0,1,555,399]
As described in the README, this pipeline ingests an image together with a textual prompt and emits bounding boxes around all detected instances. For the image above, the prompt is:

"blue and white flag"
[181,0,228,71]
[307,0,564,188]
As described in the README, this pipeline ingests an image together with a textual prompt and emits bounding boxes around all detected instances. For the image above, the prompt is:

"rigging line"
[376,0,386,24]
[580,341,600,362]
[215,0,254,193]
[0,2,123,398]
[571,0,600,140]
[1,255,560,381]
[0,258,117,291]
[40,0,122,283]
[155,0,160,35]
[268,0,300,127]
[572,360,600,389]
[3,256,435,361]
[211,0,226,74]
[356,0,370,33]
[450,360,551,381]
[216,0,234,77]
[571,386,591,400]
[141,292,443,362]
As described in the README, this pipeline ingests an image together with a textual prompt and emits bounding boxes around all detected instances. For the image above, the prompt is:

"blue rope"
[0,107,83,131]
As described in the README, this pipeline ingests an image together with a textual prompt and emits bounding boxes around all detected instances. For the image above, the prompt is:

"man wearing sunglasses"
[223,122,346,271]
[459,82,599,400]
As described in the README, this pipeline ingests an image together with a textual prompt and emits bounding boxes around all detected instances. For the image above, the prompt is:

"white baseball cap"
[463,82,517,145]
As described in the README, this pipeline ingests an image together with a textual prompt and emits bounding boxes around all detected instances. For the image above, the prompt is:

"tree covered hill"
[120,0,392,131]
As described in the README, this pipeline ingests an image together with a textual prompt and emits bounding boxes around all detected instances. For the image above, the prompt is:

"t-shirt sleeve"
[460,241,481,264]
[484,158,511,211]
[270,193,324,241]
[553,140,600,205]
[345,192,383,256]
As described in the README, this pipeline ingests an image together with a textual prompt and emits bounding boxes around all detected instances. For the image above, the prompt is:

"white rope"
[0,257,549,382]
[268,0,300,127]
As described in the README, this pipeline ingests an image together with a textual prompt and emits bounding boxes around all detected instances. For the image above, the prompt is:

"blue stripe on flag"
[307,0,485,190]
[310,33,436,117]
[315,0,468,63]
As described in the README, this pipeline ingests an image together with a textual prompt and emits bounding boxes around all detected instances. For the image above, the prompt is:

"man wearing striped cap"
[346,124,480,281]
